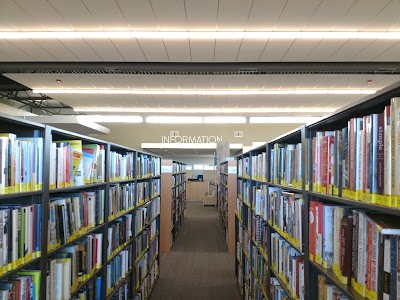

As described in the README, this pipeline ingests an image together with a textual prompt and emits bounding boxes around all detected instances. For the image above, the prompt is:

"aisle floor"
[150,201,241,300]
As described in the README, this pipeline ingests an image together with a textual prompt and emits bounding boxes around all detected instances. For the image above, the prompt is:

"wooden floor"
[150,201,241,300]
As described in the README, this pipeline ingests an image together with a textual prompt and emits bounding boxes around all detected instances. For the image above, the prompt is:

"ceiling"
[0,0,400,143]
[143,147,241,157]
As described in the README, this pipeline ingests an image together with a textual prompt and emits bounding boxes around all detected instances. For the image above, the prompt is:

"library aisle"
[150,201,241,300]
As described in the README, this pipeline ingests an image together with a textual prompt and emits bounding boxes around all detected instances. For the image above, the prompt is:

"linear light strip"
[74,107,337,113]
[249,117,323,123]
[2,31,400,40]
[33,89,376,95]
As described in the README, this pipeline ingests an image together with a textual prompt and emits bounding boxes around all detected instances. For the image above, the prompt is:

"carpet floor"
[149,201,241,300]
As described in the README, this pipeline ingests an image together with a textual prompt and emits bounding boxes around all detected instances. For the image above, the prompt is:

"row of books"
[310,97,400,207]
[134,246,158,290]
[107,214,133,259]
[271,232,304,299]
[109,282,128,300]
[0,270,40,300]
[134,197,160,236]
[253,183,267,219]
[309,201,400,299]
[251,245,268,293]
[0,134,43,194]
[109,183,134,220]
[172,183,185,199]
[172,173,185,187]
[270,143,302,188]
[238,157,243,177]
[268,188,303,252]
[318,274,349,300]
[106,244,133,296]
[136,154,160,178]
[48,233,103,299]
[251,152,267,181]
[270,277,290,300]
[0,204,41,271]
[135,225,158,261]
[134,257,159,300]
[48,191,105,250]
[109,151,135,181]
[71,276,102,300]
[252,216,268,254]
[172,162,186,174]
[137,179,160,205]
[50,141,105,189]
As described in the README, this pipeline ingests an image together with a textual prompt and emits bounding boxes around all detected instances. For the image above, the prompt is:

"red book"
[317,202,324,264]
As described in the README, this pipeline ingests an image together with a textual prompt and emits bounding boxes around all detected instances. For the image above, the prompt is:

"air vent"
[234,131,243,138]
[170,131,179,137]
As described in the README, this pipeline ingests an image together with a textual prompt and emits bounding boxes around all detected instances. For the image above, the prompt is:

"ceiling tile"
[115,0,159,30]
[6,40,58,61]
[0,40,34,61]
[214,40,241,62]
[372,41,400,61]
[236,40,267,62]
[163,39,191,62]
[136,39,169,61]
[281,39,321,61]
[189,39,215,62]
[329,40,375,61]
[306,39,349,61]
[351,40,400,61]
[80,0,130,29]
[185,0,218,30]
[110,39,147,61]
[245,0,287,30]
[84,39,124,61]
[150,0,187,29]
[259,40,296,62]
[216,0,253,30]
[60,39,102,61]
[35,40,80,61]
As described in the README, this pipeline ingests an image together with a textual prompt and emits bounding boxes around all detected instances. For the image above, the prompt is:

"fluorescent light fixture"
[229,144,244,149]
[33,88,376,95]
[2,31,400,40]
[204,116,246,124]
[76,107,337,113]
[249,117,323,123]
[193,164,204,170]
[83,115,143,123]
[186,166,192,170]
[146,116,203,124]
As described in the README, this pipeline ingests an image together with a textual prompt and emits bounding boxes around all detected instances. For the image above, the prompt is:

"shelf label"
[161,166,173,173]
[228,166,237,174]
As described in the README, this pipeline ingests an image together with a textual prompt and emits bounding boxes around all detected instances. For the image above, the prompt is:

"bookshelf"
[0,113,161,300]
[235,81,400,300]
[218,160,237,253]
[160,160,186,251]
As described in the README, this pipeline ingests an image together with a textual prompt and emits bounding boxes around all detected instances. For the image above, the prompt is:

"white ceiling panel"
[305,0,356,31]
[84,39,124,61]
[372,41,400,61]
[306,39,349,61]
[245,0,287,30]
[136,39,169,61]
[236,40,267,62]
[214,40,241,62]
[361,1,400,30]
[352,40,400,61]
[80,0,130,29]
[0,40,34,61]
[163,39,191,62]
[185,0,218,30]
[189,40,215,62]
[281,39,321,61]
[115,0,159,30]
[176,76,196,90]
[0,50,13,61]
[216,0,253,30]
[329,40,374,61]
[275,0,323,31]
[150,0,187,30]
[6,40,58,61]
[110,39,146,61]
[259,40,296,62]
[59,39,102,61]
[45,0,100,30]
[34,40,79,61]
[340,0,392,31]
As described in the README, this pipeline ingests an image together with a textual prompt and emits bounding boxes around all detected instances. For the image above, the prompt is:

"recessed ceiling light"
[33,88,376,95]
[146,116,203,124]
[249,116,323,124]
[204,116,246,124]
[1,31,400,40]
[81,115,143,123]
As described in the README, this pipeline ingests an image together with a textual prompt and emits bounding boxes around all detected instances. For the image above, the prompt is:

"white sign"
[228,166,237,174]
[161,165,173,173]
[161,134,223,143]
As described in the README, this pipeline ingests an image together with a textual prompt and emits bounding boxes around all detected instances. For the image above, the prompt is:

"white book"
[55,261,63,300]
[56,146,64,188]
[15,141,21,192]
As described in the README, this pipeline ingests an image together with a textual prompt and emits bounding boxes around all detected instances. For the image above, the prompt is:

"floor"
[150,201,241,300]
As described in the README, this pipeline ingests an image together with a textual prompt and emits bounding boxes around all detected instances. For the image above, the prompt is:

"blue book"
[390,235,398,300]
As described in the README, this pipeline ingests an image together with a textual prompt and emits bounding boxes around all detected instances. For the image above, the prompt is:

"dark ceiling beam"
[0,62,400,74]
